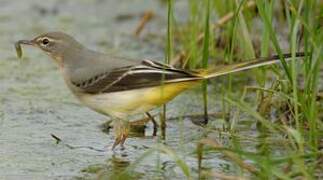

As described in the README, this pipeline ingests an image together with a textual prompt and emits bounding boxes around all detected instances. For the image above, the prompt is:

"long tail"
[202,52,305,79]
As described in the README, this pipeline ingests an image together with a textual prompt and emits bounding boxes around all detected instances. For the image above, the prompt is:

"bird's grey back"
[62,47,138,88]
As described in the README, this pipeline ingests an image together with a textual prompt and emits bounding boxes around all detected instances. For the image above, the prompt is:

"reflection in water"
[83,155,143,180]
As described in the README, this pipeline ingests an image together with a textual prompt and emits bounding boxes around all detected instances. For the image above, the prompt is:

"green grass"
[201,0,211,123]
[125,0,322,179]
[160,0,174,140]
[221,0,321,179]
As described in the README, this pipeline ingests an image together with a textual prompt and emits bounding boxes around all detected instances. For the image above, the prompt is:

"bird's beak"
[16,40,35,46]
[15,40,35,59]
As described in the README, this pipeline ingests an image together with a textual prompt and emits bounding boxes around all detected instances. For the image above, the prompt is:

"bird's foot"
[112,134,127,150]
[112,121,129,150]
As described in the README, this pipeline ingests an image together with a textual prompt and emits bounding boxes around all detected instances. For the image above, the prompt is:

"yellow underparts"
[78,80,200,118]
[144,80,200,106]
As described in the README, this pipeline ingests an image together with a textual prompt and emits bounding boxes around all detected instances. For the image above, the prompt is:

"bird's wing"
[71,60,201,94]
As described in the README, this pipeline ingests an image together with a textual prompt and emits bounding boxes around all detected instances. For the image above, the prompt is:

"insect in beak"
[14,40,35,59]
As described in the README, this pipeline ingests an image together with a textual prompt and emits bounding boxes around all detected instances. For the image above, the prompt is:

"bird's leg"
[112,119,129,150]
[127,113,158,136]
[129,116,150,126]
[145,112,158,136]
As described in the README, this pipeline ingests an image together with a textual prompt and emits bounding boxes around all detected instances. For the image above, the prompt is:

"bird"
[15,32,304,149]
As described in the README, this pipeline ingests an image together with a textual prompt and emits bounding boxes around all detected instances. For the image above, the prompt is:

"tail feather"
[203,52,305,79]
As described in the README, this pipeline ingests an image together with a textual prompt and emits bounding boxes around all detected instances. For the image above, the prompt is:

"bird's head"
[16,32,84,66]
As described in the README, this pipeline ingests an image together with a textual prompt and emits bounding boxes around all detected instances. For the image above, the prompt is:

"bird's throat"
[49,54,64,68]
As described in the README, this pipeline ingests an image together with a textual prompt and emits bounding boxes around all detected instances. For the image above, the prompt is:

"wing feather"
[72,60,200,94]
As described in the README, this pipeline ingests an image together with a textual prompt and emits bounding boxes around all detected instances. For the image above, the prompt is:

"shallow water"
[0,1,225,179]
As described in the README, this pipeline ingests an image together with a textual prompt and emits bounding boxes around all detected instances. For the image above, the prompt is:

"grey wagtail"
[15,32,304,149]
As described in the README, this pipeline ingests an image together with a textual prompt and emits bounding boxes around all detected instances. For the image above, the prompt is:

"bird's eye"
[42,38,50,45]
